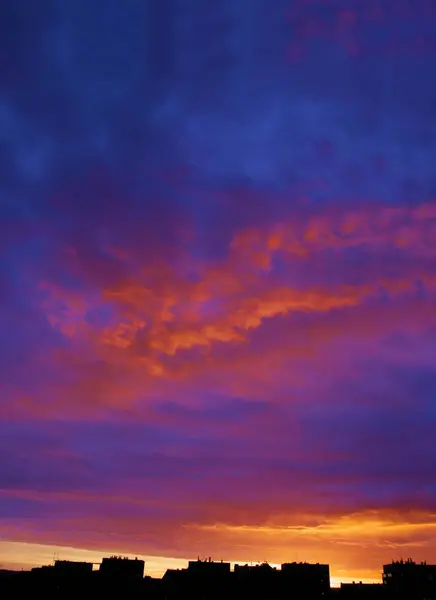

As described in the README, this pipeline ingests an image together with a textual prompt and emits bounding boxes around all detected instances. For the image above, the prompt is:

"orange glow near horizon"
[2,509,436,584]
[0,540,383,586]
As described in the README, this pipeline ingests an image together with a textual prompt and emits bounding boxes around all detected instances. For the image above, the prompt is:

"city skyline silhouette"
[2,555,436,599]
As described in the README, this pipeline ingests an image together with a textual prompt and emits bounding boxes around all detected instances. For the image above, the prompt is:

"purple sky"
[1,0,436,583]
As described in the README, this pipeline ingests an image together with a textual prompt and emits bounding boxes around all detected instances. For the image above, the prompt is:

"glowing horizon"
[0,539,383,587]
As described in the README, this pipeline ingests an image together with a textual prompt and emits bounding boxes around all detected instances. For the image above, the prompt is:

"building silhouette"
[234,562,279,599]
[163,558,231,599]
[281,561,330,596]
[383,559,436,600]
[53,559,93,576]
[340,582,385,599]
[187,557,231,576]
[2,553,436,600]
[99,556,145,580]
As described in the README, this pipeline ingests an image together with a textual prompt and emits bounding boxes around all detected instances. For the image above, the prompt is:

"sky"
[1,0,436,585]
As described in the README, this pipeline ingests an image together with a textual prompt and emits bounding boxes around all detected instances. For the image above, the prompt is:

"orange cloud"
[29,200,436,414]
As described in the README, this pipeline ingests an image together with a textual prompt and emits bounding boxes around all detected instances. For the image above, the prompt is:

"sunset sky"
[1,0,436,585]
